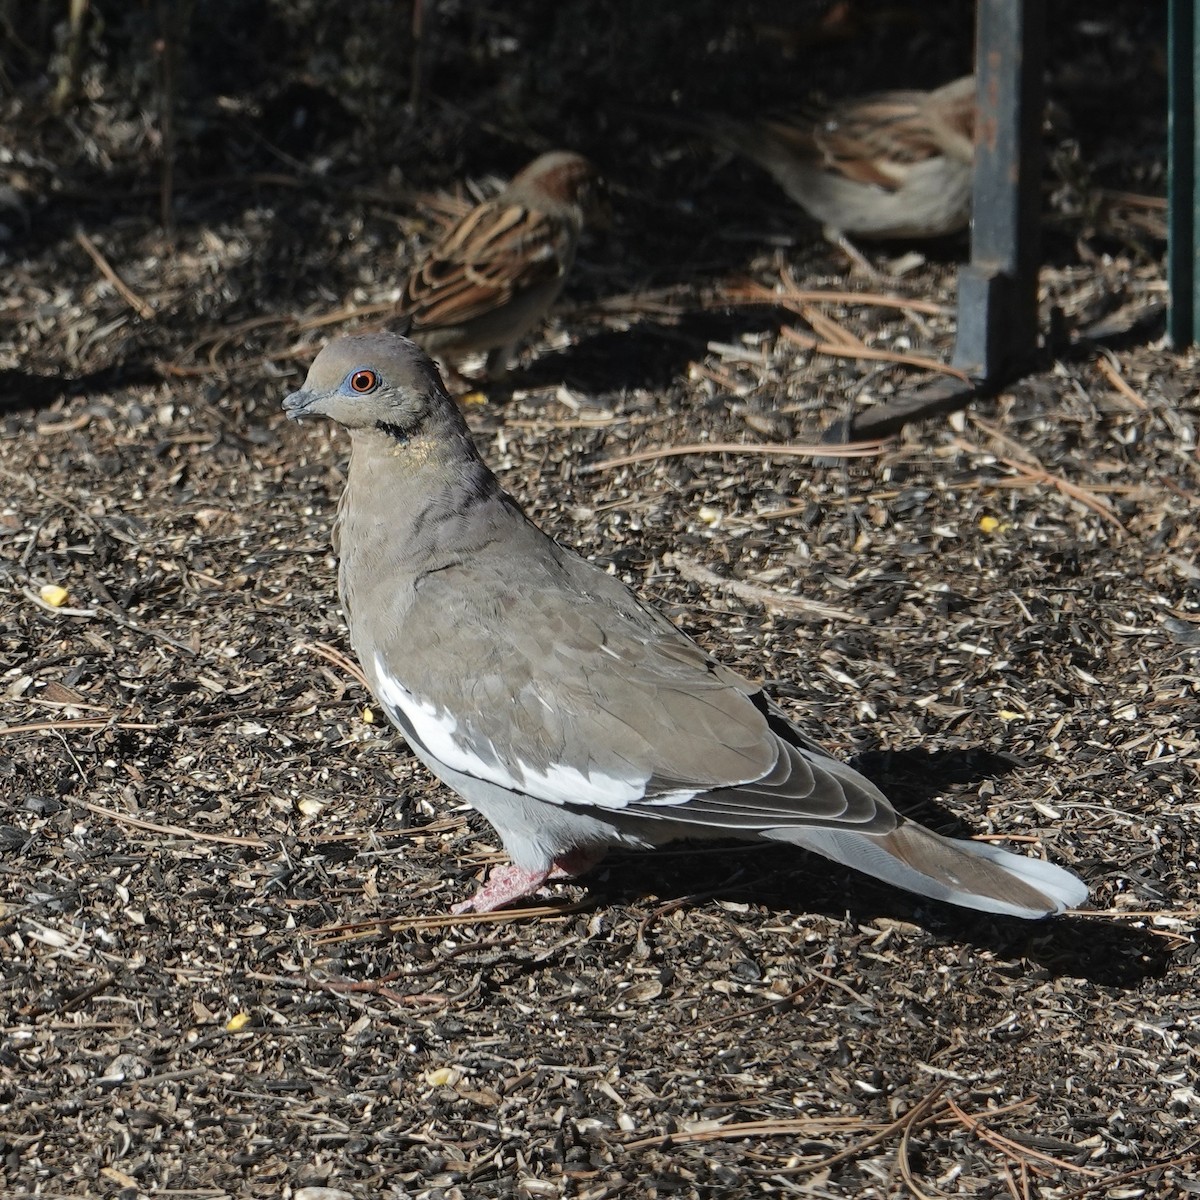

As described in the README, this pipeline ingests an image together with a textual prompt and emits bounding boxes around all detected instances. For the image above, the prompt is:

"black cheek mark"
[375,420,410,442]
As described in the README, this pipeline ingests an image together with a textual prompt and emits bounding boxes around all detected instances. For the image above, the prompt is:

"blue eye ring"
[348,369,378,394]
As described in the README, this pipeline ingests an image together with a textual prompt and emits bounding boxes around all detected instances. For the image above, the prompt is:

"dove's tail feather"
[768,820,1087,919]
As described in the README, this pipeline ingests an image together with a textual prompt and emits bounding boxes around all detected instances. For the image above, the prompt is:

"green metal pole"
[1168,0,1199,347]
[952,0,1045,382]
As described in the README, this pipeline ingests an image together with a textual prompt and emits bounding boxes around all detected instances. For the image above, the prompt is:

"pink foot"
[451,850,603,914]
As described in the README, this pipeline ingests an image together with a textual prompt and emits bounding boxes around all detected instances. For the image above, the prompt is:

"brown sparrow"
[398,151,607,378]
[699,76,976,270]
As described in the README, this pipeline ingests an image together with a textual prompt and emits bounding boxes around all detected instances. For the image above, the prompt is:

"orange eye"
[349,369,378,393]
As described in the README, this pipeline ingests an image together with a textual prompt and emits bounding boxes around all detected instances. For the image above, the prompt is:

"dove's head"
[283,333,453,437]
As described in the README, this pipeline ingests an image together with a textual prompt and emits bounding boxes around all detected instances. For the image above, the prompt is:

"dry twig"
[669,553,867,624]
[0,718,159,738]
[945,1096,1108,1179]
[633,1084,951,1170]
[313,900,595,943]
[949,435,1128,535]
[1054,1150,1200,1199]
[74,229,155,320]
[583,438,885,474]
[731,274,951,318]
[780,324,972,382]
[1094,351,1151,410]
[79,801,269,849]
[302,639,370,689]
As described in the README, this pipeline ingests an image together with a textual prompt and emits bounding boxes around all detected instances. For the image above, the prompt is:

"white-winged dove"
[284,332,1087,918]
[399,151,607,378]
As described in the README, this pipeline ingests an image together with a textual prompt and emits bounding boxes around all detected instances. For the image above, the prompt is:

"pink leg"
[451,849,603,914]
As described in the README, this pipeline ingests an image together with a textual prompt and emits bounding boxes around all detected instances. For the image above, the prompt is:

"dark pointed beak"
[282,389,315,420]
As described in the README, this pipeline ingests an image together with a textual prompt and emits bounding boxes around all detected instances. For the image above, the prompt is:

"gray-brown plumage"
[399,151,607,378]
[695,76,976,270]
[283,332,1087,918]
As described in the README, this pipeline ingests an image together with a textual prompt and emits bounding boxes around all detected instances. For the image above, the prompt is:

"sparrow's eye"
[348,369,378,393]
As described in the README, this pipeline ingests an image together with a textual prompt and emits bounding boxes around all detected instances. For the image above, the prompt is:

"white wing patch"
[372,657,665,810]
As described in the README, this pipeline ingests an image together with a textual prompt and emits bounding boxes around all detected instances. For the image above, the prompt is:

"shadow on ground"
[557,746,1172,991]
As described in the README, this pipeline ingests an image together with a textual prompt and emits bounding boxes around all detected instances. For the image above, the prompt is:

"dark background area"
[0,0,1170,359]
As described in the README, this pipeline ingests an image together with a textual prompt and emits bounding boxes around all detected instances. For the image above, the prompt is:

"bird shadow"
[848,745,1027,835]
[489,306,789,398]
[0,364,163,416]
[584,747,1174,990]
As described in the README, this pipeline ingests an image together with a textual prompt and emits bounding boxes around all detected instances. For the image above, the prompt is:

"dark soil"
[1,4,1196,1198]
